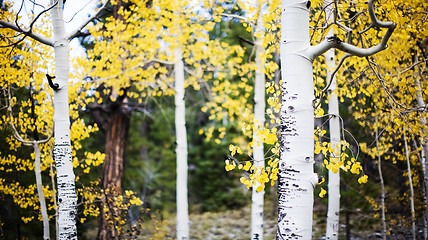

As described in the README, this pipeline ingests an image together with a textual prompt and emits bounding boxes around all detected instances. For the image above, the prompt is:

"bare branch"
[0,20,53,46]
[388,58,428,76]
[324,53,351,92]
[66,0,111,40]
[0,1,58,46]
[217,13,255,24]
[308,0,396,60]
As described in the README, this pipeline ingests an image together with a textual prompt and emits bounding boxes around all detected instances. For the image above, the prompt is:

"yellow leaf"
[319,188,326,198]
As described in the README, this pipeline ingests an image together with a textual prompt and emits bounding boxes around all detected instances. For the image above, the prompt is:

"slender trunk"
[175,47,189,240]
[325,4,341,237]
[277,1,318,239]
[34,143,50,240]
[415,76,428,239]
[422,142,428,240]
[375,119,386,240]
[404,129,416,240]
[51,1,78,239]
[97,107,130,240]
[251,10,266,240]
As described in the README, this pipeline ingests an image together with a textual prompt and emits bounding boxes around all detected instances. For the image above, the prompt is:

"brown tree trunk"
[97,106,130,240]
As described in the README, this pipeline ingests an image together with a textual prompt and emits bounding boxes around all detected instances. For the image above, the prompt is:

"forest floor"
[139,200,278,240]
[135,196,420,240]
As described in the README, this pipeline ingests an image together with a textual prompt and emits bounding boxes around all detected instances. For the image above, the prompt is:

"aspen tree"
[209,8,281,237]
[251,8,266,240]
[276,0,394,238]
[325,1,340,239]
[404,128,416,240]
[0,1,110,238]
[80,1,247,238]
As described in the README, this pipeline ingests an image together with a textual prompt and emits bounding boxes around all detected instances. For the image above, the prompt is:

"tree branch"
[217,13,255,24]
[0,1,59,47]
[66,0,111,40]
[308,0,396,60]
[6,86,52,146]
[0,20,54,46]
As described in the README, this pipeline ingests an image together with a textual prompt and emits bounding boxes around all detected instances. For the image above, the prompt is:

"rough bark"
[97,105,131,240]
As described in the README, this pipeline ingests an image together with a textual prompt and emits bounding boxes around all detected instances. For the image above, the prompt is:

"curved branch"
[308,0,396,60]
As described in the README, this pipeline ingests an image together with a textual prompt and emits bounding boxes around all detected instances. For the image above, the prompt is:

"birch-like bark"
[34,143,50,240]
[175,47,190,240]
[375,118,386,240]
[403,129,416,240]
[415,76,428,240]
[1,1,111,239]
[7,89,52,240]
[51,1,78,239]
[251,11,266,240]
[277,0,394,238]
[277,1,319,239]
[49,163,58,239]
[326,27,341,240]
[325,1,340,238]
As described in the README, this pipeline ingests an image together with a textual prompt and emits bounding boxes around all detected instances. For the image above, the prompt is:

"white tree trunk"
[276,0,394,238]
[325,14,341,240]
[174,47,190,240]
[277,1,319,239]
[34,143,50,240]
[51,1,78,239]
[404,130,416,240]
[251,12,266,240]
[415,77,428,240]
[375,119,386,240]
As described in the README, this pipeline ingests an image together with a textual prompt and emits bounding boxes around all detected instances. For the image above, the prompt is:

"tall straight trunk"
[375,118,386,240]
[34,143,50,240]
[251,11,266,240]
[276,0,394,238]
[415,76,428,239]
[175,47,189,240]
[404,129,416,240]
[97,107,130,240]
[51,1,78,239]
[277,1,319,239]
[325,4,341,238]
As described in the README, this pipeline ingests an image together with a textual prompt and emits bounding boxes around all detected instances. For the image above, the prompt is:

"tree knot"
[326,36,342,44]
